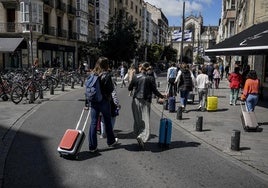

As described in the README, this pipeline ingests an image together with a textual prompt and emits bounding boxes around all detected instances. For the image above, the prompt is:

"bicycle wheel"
[40,78,48,91]
[10,85,24,104]
[26,81,41,100]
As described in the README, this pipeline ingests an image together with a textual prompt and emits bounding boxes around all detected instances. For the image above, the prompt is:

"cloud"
[144,0,214,17]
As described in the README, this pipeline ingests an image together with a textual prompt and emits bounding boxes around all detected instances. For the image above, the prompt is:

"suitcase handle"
[75,109,90,131]
[161,85,171,119]
[240,101,248,112]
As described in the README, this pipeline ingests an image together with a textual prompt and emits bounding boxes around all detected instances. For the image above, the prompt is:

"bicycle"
[10,77,42,104]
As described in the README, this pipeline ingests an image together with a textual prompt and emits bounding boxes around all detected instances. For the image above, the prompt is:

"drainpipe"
[252,0,256,25]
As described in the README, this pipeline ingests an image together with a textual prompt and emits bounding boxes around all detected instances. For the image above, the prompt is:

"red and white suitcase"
[240,102,259,131]
[57,109,90,159]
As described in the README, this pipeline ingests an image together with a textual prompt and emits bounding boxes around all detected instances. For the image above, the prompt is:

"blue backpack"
[85,73,103,103]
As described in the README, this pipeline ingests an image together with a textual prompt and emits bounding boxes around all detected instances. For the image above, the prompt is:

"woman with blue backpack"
[85,57,119,153]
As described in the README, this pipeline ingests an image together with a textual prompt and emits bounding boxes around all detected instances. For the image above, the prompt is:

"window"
[20,1,43,32]
[231,0,236,9]
[229,20,235,37]
[20,2,29,22]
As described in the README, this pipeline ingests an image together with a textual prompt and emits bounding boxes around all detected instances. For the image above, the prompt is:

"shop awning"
[205,21,268,56]
[0,38,24,52]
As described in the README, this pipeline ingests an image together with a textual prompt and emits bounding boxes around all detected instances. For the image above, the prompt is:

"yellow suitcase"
[207,96,218,111]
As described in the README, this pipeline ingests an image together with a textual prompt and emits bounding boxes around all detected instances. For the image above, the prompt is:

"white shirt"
[196,73,209,89]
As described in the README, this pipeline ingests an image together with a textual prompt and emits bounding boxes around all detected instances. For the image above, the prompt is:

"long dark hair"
[247,70,257,80]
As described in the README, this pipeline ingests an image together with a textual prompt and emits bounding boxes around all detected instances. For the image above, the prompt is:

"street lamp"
[29,0,34,71]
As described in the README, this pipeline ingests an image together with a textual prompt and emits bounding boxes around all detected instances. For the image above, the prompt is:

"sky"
[145,0,222,27]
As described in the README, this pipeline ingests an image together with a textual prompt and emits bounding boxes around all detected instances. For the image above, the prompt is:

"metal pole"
[29,1,34,71]
[180,1,185,64]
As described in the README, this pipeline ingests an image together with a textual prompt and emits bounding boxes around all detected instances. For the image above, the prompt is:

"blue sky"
[145,0,222,26]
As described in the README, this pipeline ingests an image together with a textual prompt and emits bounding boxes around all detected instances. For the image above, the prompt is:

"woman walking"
[241,70,260,112]
[87,57,119,152]
[228,67,242,106]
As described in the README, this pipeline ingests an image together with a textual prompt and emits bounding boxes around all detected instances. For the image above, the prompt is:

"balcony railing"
[88,0,94,5]
[44,0,54,7]
[56,0,66,12]
[0,22,42,33]
[67,5,76,14]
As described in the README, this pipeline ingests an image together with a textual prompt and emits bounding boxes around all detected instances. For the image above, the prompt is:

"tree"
[100,10,140,67]
[162,45,177,63]
[136,43,163,67]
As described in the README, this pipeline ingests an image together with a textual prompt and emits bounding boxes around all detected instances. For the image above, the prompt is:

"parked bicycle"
[10,77,42,104]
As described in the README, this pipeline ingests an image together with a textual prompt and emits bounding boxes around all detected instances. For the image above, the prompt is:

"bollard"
[29,91,35,104]
[157,81,160,88]
[231,130,240,151]
[81,80,84,87]
[196,116,203,131]
[71,81,75,89]
[176,106,183,120]
[50,85,54,95]
[39,89,43,99]
[61,83,65,91]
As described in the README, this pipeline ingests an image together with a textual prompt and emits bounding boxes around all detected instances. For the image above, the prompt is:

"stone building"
[210,0,268,98]
[0,0,92,71]
[169,14,218,63]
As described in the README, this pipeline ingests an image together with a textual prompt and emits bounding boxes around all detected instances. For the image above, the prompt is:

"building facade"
[169,14,218,63]
[0,0,92,71]
[0,0,170,71]
[219,0,268,95]
[145,2,169,46]
[95,0,109,40]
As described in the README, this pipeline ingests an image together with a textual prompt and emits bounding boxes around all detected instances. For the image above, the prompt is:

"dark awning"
[0,38,24,52]
[205,21,268,56]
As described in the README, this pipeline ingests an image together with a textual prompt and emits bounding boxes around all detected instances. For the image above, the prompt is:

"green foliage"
[162,45,177,62]
[100,10,140,65]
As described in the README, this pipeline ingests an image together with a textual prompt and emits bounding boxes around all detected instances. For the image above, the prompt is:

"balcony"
[68,31,78,40]
[223,9,236,19]
[88,0,94,6]
[0,22,21,33]
[56,0,66,12]
[67,5,76,15]
[44,0,54,7]
[88,15,95,23]
[0,0,18,9]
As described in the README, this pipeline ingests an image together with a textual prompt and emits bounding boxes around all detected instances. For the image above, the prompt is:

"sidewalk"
[0,84,83,186]
[152,75,268,181]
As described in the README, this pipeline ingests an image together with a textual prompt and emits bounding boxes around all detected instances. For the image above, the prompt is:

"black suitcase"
[168,96,176,112]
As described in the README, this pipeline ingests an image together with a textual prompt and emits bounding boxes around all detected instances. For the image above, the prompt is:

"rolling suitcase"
[240,102,259,131]
[168,96,176,112]
[207,88,218,111]
[159,118,172,148]
[57,108,90,159]
[159,105,172,148]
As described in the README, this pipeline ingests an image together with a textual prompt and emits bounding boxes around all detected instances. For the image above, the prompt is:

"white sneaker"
[109,138,119,147]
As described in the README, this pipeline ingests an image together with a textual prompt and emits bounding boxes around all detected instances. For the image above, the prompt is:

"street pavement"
[0,72,268,186]
[0,84,84,187]
[152,73,268,182]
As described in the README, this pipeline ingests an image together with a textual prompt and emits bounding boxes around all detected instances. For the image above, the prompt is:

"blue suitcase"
[159,118,172,148]
[168,96,176,112]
